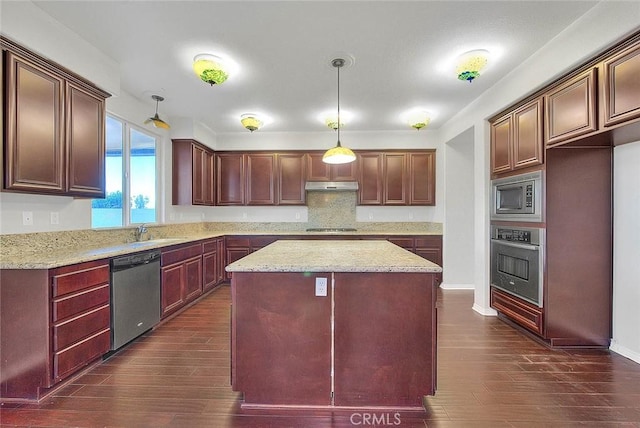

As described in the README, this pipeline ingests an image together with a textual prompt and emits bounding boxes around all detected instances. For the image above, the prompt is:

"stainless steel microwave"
[491,171,543,222]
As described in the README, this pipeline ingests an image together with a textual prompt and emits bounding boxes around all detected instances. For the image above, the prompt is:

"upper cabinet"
[358,150,435,206]
[172,139,215,206]
[245,153,276,205]
[277,153,306,205]
[603,40,640,127]
[306,152,358,182]
[491,98,544,175]
[216,152,245,206]
[545,68,598,146]
[2,38,109,197]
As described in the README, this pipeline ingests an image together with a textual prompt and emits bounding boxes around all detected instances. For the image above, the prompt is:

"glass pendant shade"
[405,110,431,130]
[240,114,263,132]
[456,50,489,82]
[193,54,229,85]
[322,141,356,164]
[144,95,170,129]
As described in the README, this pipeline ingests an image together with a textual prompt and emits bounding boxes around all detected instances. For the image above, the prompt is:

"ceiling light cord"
[334,58,344,147]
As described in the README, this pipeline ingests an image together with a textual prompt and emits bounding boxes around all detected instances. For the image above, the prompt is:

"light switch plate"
[315,277,328,296]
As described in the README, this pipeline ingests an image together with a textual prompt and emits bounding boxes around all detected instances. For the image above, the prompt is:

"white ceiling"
[32,1,600,134]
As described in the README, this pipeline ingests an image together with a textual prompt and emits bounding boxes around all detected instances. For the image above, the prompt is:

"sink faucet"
[134,224,148,242]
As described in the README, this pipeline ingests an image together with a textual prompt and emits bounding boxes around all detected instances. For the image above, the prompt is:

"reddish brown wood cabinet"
[202,238,225,292]
[358,151,435,206]
[277,153,306,205]
[306,152,358,181]
[2,38,108,197]
[491,98,544,176]
[245,153,276,205]
[0,259,110,401]
[172,139,215,206]
[603,39,640,127]
[545,68,598,146]
[160,244,203,318]
[216,152,245,205]
[491,287,543,336]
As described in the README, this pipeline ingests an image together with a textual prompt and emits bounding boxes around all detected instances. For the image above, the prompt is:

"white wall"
[610,141,640,363]
[441,127,475,289]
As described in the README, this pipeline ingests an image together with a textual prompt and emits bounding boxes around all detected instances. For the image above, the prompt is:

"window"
[92,115,158,228]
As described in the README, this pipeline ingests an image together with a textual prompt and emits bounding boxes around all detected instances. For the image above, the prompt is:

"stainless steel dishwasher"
[110,249,161,350]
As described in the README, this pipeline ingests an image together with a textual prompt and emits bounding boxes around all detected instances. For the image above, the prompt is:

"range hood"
[305,181,359,191]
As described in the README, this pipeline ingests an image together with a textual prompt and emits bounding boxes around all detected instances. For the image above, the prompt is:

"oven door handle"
[491,239,539,251]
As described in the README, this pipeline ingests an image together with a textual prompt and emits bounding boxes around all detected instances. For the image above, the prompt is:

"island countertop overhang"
[225,239,442,273]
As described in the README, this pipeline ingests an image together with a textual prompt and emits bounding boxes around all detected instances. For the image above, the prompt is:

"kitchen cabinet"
[172,139,215,206]
[277,153,306,205]
[225,236,251,280]
[490,98,543,176]
[246,153,276,205]
[490,287,544,335]
[216,152,244,205]
[202,237,225,292]
[0,259,110,401]
[545,68,598,146]
[160,243,203,318]
[2,38,108,197]
[306,152,358,181]
[603,39,640,127]
[358,150,435,206]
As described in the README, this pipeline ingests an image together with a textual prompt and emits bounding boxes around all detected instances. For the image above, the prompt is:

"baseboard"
[439,283,474,290]
[609,340,640,365]
[472,303,497,316]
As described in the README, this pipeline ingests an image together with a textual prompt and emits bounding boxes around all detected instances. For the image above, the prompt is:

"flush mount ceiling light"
[324,114,344,130]
[322,58,356,165]
[143,95,170,129]
[404,109,432,130]
[240,113,263,132]
[193,54,229,86]
[456,49,489,82]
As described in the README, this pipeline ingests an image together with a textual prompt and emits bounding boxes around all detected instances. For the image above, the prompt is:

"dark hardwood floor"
[2,286,640,427]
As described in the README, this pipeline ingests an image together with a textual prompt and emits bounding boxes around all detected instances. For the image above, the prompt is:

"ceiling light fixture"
[405,109,431,130]
[193,54,229,86]
[144,95,170,129]
[240,113,263,132]
[456,49,489,83]
[322,58,356,165]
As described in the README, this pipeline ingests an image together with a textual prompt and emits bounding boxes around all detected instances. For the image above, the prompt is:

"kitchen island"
[226,240,442,410]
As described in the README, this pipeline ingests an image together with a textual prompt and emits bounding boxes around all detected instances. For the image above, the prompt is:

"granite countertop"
[0,230,442,270]
[225,240,442,273]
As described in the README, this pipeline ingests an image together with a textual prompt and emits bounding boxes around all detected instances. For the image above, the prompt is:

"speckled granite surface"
[0,221,442,269]
[226,240,442,273]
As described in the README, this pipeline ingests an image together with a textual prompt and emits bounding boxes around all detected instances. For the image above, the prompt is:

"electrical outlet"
[22,211,33,226]
[50,212,59,224]
[315,277,328,297]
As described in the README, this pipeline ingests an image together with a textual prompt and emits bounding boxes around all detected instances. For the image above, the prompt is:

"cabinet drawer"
[202,239,218,253]
[251,236,278,249]
[414,236,442,248]
[387,237,414,249]
[491,287,543,335]
[52,284,110,322]
[51,263,109,297]
[161,243,202,266]
[53,304,110,351]
[226,236,251,247]
[53,328,110,382]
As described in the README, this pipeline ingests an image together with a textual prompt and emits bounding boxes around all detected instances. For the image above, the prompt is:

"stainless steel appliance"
[110,250,161,350]
[490,225,544,307]
[491,170,543,222]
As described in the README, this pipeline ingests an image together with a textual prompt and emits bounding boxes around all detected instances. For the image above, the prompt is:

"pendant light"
[322,58,356,164]
[144,95,170,129]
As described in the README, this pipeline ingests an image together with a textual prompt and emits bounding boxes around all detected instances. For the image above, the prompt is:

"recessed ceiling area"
[32,1,600,133]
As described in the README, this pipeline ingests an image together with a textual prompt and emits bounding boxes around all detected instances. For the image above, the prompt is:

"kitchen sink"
[128,238,184,247]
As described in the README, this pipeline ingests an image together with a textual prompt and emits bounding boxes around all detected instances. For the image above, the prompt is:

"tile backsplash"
[306,191,357,229]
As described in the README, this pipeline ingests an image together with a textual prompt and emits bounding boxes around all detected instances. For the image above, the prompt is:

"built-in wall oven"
[490,225,544,307]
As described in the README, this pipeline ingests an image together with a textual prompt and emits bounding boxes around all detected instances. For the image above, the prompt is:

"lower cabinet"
[0,259,111,401]
[202,237,226,292]
[490,287,544,336]
[161,243,203,318]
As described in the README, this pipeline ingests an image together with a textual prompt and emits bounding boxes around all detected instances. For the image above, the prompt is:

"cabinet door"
[161,263,184,318]
[66,82,105,197]
[191,145,205,205]
[383,153,407,205]
[331,160,358,181]
[513,99,543,170]
[545,68,597,146]
[490,114,512,175]
[226,247,250,280]
[408,151,435,205]
[277,153,306,205]
[183,256,203,303]
[4,52,65,193]
[358,152,383,205]
[245,153,276,205]
[203,251,217,292]
[202,150,215,205]
[217,238,226,283]
[216,153,244,205]
[306,153,331,181]
[604,41,640,126]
